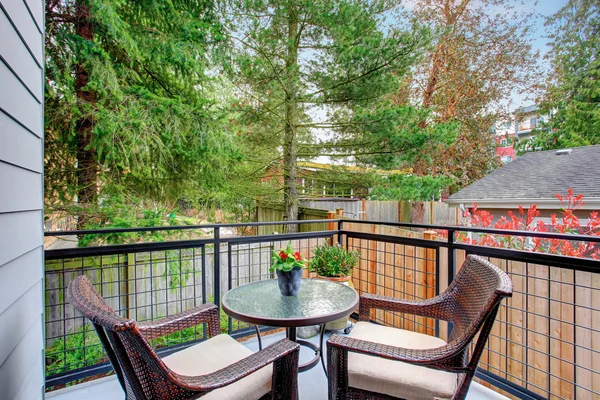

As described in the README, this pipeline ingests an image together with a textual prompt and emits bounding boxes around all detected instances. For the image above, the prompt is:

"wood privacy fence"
[364,200,463,225]
[300,199,363,219]
[259,200,464,226]
[255,205,330,235]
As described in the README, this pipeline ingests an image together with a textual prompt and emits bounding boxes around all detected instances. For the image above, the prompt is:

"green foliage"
[76,196,179,246]
[309,243,360,278]
[219,0,435,215]
[46,325,105,377]
[45,0,240,224]
[526,0,600,150]
[270,242,306,272]
[368,174,454,201]
[348,102,459,170]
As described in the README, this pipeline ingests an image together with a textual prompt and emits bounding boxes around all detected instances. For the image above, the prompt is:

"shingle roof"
[447,145,600,203]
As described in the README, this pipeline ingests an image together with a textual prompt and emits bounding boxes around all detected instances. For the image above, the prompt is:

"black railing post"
[447,228,456,285]
[214,226,221,308]
[337,220,343,246]
[227,242,233,334]
[447,229,456,339]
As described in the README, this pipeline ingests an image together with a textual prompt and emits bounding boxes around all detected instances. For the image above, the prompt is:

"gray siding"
[0,0,44,399]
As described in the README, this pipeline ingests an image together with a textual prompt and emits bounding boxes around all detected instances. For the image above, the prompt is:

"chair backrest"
[67,275,196,399]
[444,255,513,370]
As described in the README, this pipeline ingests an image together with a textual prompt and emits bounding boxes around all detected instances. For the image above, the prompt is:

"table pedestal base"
[254,325,328,374]
[288,325,327,373]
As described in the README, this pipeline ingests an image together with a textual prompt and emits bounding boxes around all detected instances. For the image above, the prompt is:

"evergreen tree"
[219,0,435,231]
[45,0,237,228]
[528,0,600,150]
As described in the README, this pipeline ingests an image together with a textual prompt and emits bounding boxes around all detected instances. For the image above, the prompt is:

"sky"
[510,0,568,109]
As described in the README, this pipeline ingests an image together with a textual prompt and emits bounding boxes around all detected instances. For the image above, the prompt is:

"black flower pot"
[276,267,302,296]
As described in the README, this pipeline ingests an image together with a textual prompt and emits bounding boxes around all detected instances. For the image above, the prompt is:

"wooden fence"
[299,199,363,219]
[259,200,464,226]
[255,205,330,235]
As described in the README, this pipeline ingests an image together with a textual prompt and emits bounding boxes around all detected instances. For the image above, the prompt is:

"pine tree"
[219,0,434,229]
[45,0,236,228]
[529,0,600,150]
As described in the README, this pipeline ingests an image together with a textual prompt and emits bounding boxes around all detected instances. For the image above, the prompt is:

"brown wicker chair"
[68,275,300,400]
[327,254,513,400]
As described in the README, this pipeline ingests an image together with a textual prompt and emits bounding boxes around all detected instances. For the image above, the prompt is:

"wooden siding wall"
[0,0,44,398]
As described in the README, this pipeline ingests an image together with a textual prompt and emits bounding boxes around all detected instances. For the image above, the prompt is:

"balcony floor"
[47,328,507,400]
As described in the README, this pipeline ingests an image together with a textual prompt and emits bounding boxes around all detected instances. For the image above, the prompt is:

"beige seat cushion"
[162,334,272,400]
[347,322,458,400]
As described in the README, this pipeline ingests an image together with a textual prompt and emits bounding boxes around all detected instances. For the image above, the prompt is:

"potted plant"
[270,242,306,296]
[309,243,360,330]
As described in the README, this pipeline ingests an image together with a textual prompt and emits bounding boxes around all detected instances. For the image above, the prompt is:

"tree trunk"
[283,1,299,233]
[75,0,97,230]
[420,0,470,127]
[421,42,444,112]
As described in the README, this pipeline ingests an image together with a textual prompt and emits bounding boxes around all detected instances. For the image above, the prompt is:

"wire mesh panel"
[346,233,438,336]
[44,246,208,384]
[468,254,600,400]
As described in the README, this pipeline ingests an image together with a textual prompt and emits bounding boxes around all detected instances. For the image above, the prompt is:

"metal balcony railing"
[44,220,600,400]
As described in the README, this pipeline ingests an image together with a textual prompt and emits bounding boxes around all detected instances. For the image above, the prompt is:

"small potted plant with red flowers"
[270,241,306,296]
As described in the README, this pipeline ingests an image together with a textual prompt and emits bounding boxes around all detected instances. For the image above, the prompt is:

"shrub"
[309,243,360,277]
[439,190,600,259]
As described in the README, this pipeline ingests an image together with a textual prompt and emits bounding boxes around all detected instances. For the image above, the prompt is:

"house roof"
[447,145,600,209]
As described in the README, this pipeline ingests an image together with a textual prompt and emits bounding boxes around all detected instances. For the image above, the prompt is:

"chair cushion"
[347,322,458,400]
[162,334,272,400]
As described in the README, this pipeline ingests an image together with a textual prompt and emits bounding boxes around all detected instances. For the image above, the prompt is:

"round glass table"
[222,278,359,373]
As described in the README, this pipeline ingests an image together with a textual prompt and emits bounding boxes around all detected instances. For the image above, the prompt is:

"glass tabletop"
[222,279,359,327]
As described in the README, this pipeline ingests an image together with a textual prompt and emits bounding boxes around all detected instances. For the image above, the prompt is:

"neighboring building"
[446,145,600,223]
[261,161,411,199]
[494,119,516,164]
[513,104,541,140]
[493,104,555,164]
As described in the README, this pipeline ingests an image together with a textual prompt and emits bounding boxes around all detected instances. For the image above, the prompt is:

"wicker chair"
[327,254,513,400]
[68,275,300,400]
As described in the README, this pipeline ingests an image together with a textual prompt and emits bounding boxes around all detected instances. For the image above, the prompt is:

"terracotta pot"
[316,274,354,330]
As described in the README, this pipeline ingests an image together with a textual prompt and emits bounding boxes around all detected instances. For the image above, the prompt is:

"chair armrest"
[327,334,465,372]
[359,293,454,322]
[138,303,221,339]
[173,338,300,391]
